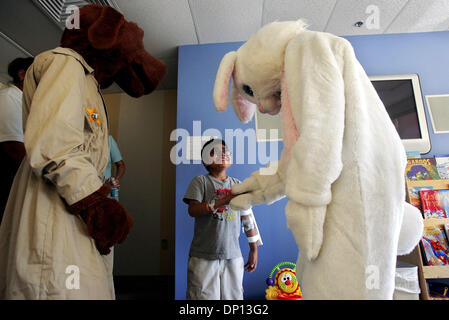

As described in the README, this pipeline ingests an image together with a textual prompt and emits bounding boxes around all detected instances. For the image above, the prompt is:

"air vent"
[33,0,121,29]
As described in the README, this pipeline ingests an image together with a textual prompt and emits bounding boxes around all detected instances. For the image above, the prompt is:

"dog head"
[61,4,166,98]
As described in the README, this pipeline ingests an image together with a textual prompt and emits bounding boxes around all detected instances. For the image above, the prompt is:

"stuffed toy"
[0,4,165,299]
[213,20,423,299]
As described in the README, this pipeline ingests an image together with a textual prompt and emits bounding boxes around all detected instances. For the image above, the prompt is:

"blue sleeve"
[109,135,122,163]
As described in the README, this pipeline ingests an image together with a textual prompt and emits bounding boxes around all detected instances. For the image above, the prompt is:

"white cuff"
[247,235,260,243]
[240,208,253,216]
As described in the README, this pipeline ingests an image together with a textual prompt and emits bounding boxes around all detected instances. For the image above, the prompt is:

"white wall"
[104,90,176,276]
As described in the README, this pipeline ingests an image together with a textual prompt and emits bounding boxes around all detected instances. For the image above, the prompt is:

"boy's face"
[204,144,232,170]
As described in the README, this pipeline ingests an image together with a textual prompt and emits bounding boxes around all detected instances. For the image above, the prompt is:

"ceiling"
[1,0,448,92]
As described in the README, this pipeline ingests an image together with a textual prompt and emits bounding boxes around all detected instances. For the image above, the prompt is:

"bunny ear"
[88,6,124,49]
[213,51,237,111]
[231,81,256,123]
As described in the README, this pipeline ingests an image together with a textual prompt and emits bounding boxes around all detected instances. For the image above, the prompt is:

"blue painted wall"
[346,31,449,157]
[175,31,449,300]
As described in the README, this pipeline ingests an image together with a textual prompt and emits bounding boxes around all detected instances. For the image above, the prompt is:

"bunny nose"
[258,105,268,113]
[285,280,291,286]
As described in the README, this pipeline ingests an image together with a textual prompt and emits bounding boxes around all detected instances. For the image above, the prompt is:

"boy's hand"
[223,193,236,205]
[215,193,236,209]
[230,160,286,211]
[245,246,258,272]
[106,177,120,190]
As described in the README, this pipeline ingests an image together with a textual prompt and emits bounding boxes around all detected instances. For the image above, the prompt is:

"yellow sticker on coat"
[85,107,101,125]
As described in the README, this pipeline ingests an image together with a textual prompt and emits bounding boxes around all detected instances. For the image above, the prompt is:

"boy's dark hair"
[7,57,34,84]
[201,138,227,172]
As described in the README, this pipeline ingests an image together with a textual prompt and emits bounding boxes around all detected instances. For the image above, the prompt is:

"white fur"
[213,51,236,111]
[398,202,424,255]
[214,21,423,299]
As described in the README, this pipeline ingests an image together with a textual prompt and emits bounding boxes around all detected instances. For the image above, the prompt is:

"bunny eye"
[242,84,254,97]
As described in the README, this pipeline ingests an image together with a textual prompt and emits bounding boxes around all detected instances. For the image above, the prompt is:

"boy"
[183,138,262,300]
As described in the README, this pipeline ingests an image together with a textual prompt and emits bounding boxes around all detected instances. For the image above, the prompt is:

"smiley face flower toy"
[265,262,302,300]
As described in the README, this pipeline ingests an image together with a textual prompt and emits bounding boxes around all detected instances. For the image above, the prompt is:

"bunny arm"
[230,157,287,211]
[281,31,347,261]
[283,31,346,207]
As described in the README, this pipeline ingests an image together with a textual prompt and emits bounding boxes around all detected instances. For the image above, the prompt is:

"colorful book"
[408,186,434,211]
[435,157,449,179]
[421,227,449,266]
[419,190,447,219]
[405,158,441,181]
[439,190,449,218]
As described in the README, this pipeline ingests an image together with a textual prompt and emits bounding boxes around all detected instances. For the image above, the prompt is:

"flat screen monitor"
[369,74,430,154]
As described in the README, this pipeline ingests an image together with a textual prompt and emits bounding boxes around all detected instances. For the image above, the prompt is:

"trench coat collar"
[52,47,94,75]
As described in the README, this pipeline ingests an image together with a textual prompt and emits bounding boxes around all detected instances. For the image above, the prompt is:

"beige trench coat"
[0,47,114,299]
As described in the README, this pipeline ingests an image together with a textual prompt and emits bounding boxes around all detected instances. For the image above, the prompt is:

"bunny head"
[213,20,307,123]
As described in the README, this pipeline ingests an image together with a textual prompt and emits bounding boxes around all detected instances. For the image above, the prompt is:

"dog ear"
[213,51,237,111]
[88,6,124,49]
[114,50,166,98]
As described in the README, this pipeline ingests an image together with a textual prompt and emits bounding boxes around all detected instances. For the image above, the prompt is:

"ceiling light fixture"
[32,0,121,30]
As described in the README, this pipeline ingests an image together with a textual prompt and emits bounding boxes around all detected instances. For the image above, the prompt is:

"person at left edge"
[0,4,166,299]
[0,57,34,224]
[105,135,126,199]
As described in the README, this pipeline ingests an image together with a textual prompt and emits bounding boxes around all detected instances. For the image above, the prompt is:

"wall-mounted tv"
[369,74,430,154]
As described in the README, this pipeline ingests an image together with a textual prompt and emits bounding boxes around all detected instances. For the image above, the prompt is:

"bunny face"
[233,52,282,116]
[213,20,307,123]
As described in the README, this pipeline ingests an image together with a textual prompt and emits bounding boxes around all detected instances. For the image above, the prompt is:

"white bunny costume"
[213,21,423,299]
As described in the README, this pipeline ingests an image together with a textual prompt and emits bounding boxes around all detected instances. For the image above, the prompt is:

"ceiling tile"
[386,0,449,33]
[115,0,197,59]
[189,0,263,43]
[325,0,408,35]
[262,0,337,31]
[0,0,62,56]
[2,0,448,92]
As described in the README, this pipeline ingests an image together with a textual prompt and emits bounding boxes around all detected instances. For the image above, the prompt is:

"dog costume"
[0,5,165,299]
[213,21,423,299]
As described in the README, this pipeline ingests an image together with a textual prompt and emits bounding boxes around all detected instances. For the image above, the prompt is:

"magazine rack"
[402,179,449,300]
